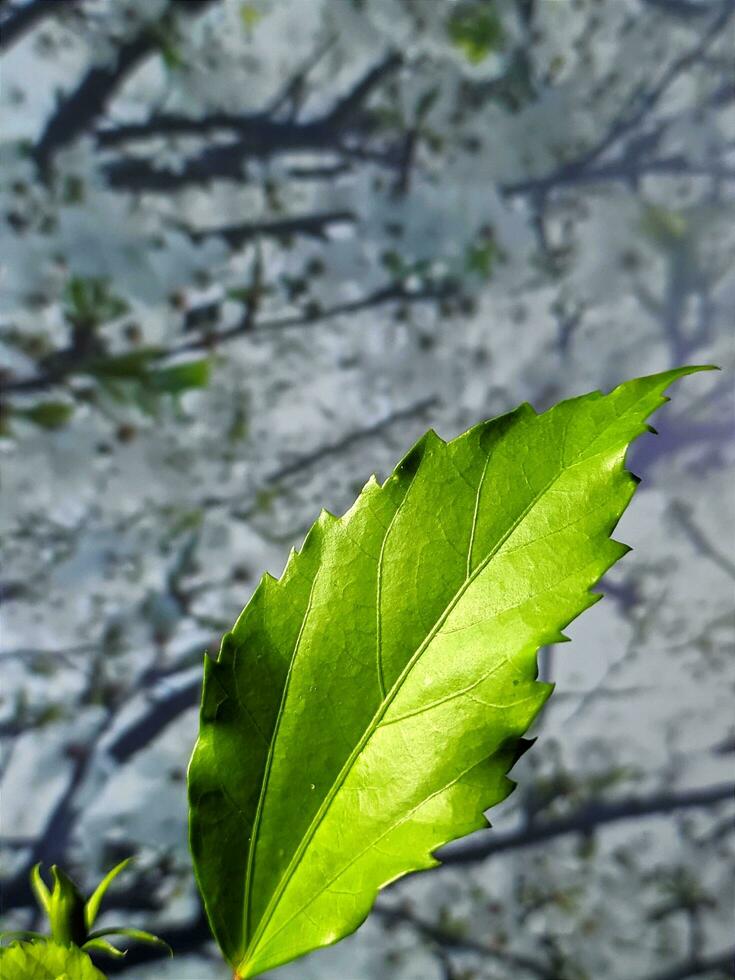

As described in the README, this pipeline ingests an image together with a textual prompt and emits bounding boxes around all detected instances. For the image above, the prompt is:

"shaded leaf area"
[189,368,705,977]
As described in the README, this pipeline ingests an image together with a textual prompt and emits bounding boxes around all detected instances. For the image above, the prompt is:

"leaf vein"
[241,574,320,943]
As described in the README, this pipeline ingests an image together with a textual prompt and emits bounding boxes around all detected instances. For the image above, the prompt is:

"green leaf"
[642,204,688,247]
[9,861,167,970]
[465,237,499,278]
[147,358,211,394]
[30,865,51,916]
[0,941,106,980]
[86,928,172,957]
[86,349,160,380]
[63,276,129,329]
[240,2,263,31]
[81,938,126,960]
[447,2,505,65]
[17,403,74,430]
[84,858,131,930]
[188,367,712,978]
[158,37,183,71]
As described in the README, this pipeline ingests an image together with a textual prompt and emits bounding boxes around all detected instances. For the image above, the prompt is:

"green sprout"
[0,859,172,961]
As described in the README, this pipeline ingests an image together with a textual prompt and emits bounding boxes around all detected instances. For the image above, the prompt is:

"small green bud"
[47,866,86,947]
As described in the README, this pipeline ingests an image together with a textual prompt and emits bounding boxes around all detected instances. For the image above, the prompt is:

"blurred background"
[1,1,734,978]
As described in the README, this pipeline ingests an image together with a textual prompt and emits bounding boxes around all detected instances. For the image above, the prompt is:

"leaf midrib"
[249,549,607,964]
[242,466,567,965]
[242,575,319,943]
[249,712,541,956]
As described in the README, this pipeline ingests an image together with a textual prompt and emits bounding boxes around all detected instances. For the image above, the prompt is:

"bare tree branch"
[373,903,550,978]
[33,0,220,170]
[504,156,735,196]
[170,279,455,355]
[644,946,735,980]
[199,397,439,516]
[0,278,453,394]
[97,51,401,191]
[0,0,80,52]
[440,783,734,866]
[669,500,735,581]
[267,34,337,118]
[323,51,402,128]
[179,209,355,247]
[0,716,112,909]
[562,0,733,172]
[96,52,400,149]
[265,396,439,484]
[502,1,734,199]
[640,0,726,19]
[106,674,201,765]
[103,137,406,191]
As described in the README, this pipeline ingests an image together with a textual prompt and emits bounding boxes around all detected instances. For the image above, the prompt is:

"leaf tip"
[658,363,719,381]
[682,362,719,374]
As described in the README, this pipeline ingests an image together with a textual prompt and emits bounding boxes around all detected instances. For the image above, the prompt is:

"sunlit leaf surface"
[0,941,105,980]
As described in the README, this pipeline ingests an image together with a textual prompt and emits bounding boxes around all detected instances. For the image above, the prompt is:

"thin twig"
[643,946,735,980]
[33,0,221,170]
[440,783,735,865]
[0,0,81,52]
[374,903,549,977]
[669,500,735,582]
[178,210,355,247]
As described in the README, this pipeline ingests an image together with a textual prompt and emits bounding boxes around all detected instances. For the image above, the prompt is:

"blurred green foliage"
[447,2,504,64]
